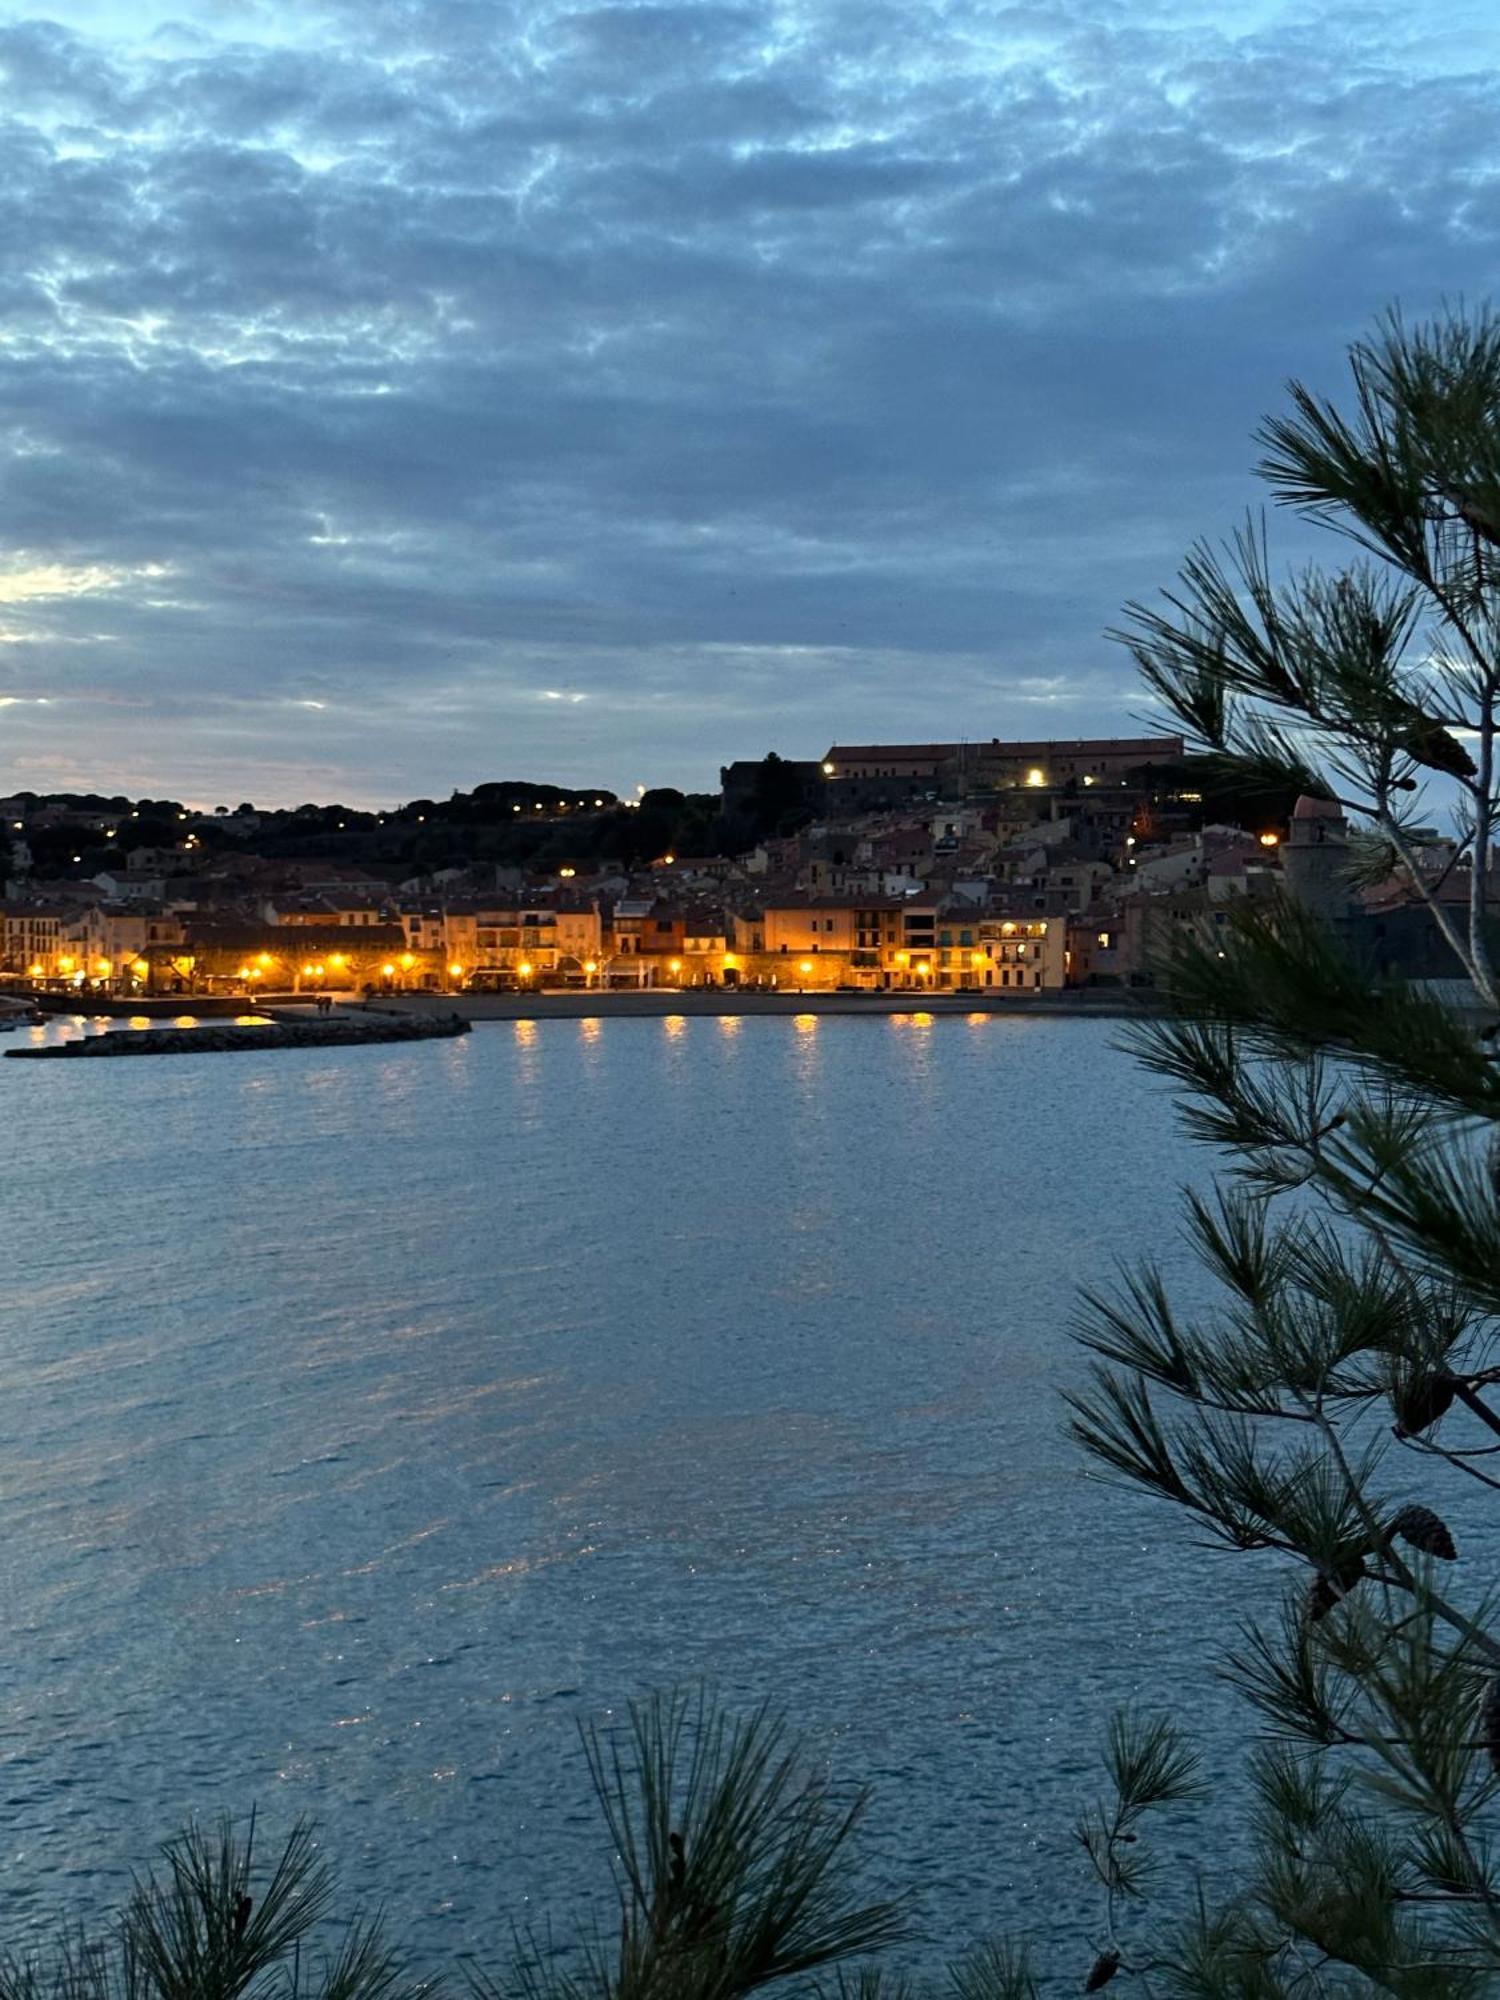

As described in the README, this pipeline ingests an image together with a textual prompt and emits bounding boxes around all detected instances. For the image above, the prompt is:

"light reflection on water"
[3,1016,1249,1970]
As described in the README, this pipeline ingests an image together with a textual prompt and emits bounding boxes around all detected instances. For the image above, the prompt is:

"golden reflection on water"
[717,1015,741,1036]
[580,1017,601,1043]
[664,1014,686,1037]
[793,1013,817,1032]
[909,1011,934,1028]
[512,1019,537,1048]
[967,1012,991,1026]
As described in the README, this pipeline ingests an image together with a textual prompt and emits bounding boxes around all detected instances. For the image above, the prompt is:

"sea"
[2,1011,1257,1977]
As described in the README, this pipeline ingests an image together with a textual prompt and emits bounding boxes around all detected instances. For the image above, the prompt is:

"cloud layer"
[2,0,1499,803]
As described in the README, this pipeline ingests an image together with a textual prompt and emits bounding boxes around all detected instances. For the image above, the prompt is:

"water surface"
[3,1013,1242,1969]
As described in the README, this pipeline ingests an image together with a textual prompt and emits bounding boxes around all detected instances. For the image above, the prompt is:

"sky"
[2,1,1500,807]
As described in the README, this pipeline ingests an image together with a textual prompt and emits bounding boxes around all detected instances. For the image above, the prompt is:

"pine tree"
[1064,308,1500,1992]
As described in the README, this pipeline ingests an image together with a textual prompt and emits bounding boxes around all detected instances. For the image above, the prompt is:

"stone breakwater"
[6,1013,470,1059]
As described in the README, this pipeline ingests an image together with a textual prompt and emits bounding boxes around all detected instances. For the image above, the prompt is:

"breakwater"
[6,1012,470,1059]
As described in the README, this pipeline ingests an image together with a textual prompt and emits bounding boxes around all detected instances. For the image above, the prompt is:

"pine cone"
[1392,1372,1456,1438]
[1399,714,1477,781]
[1389,1504,1457,1560]
[1084,1950,1120,1993]
[1481,1679,1500,1778]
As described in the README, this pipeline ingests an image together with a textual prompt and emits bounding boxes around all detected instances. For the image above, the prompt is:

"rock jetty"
[7,1012,470,1059]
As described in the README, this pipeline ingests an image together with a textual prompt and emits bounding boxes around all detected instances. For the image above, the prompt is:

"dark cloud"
[1,0,1500,801]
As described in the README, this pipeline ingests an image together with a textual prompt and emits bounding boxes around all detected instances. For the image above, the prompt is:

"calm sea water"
[2,1013,1249,1974]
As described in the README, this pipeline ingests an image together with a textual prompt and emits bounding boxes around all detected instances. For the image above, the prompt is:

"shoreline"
[367,988,1158,1022]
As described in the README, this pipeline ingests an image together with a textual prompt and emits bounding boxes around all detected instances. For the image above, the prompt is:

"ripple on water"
[5,1017,1266,1970]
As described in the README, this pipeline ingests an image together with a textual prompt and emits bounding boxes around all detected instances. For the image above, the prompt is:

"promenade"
[373,987,1155,1022]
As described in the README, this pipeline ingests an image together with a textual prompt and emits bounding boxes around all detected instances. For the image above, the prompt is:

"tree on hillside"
[1060,308,1500,1991]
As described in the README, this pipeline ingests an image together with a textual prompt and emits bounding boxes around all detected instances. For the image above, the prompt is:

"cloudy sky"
[1,0,1499,805]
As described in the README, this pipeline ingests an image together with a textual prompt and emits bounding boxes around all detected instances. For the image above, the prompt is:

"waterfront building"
[552,904,606,981]
[1,903,70,980]
[142,920,418,994]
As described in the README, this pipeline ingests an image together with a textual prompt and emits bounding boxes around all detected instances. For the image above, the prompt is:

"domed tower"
[1282,794,1352,922]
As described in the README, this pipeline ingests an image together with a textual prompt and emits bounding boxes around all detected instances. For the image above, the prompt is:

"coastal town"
[0,732,1463,1004]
